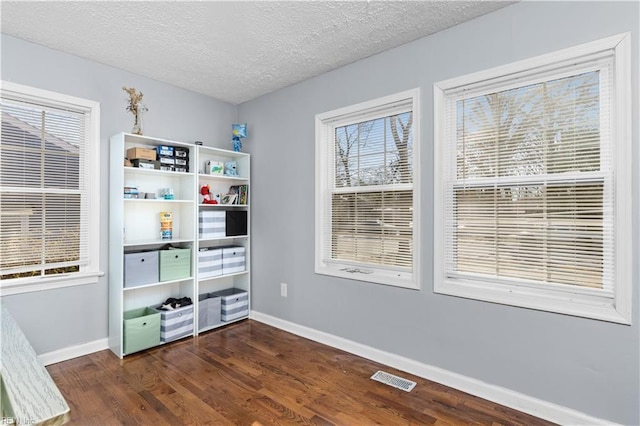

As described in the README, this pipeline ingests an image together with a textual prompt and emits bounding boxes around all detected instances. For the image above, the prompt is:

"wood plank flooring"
[46,320,556,425]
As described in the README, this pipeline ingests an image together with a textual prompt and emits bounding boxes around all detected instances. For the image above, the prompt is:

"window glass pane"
[331,190,413,268]
[0,193,43,276]
[1,94,89,281]
[455,182,603,288]
[335,111,413,188]
[44,193,81,265]
[457,71,600,179]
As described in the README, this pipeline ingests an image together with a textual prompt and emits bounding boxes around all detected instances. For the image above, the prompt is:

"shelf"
[199,235,248,243]
[122,332,195,356]
[198,270,248,283]
[125,199,194,204]
[198,173,248,182]
[125,167,194,177]
[124,237,194,247]
[123,277,195,292]
[110,133,250,359]
[198,316,248,334]
[199,203,248,208]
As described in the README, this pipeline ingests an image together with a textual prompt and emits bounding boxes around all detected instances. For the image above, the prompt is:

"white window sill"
[0,272,104,296]
[316,264,419,290]
[435,277,631,325]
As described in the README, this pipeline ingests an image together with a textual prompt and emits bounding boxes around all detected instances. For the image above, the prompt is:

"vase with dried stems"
[123,86,148,135]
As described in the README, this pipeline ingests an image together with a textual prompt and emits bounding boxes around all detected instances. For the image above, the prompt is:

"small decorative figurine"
[225,161,238,176]
[200,184,217,204]
[231,123,247,152]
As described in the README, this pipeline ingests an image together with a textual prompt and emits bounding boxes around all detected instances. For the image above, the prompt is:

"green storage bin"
[123,307,161,354]
[159,248,191,281]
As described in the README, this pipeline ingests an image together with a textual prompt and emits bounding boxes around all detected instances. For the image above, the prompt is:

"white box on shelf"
[198,210,225,239]
[205,160,224,175]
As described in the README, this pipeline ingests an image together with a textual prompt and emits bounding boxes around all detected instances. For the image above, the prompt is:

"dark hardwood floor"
[46,320,555,425]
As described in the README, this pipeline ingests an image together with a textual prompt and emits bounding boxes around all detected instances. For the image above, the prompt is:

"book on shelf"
[228,185,248,205]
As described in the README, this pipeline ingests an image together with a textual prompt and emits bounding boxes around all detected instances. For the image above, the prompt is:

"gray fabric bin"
[198,293,222,330]
[124,251,159,287]
[198,247,223,279]
[199,211,225,239]
[221,246,246,275]
[210,288,248,322]
[152,304,193,342]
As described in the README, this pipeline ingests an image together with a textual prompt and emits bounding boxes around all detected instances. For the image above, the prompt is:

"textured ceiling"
[1,1,512,105]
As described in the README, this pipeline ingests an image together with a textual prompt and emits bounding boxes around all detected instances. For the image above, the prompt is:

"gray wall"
[239,2,639,424]
[1,34,237,354]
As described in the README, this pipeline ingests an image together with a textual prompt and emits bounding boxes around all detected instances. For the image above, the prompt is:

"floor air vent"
[370,370,416,392]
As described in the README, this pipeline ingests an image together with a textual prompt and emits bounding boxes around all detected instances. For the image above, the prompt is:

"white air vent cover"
[370,370,416,392]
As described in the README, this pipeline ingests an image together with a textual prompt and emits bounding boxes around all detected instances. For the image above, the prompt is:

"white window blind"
[316,89,420,289]
[1,82,99,290]
[447,69,613,292]
[434,33,631,323]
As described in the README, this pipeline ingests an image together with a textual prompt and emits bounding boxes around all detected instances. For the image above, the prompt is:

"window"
[1,81,101,294]
[316,89,420,289]
[433,33,631,323]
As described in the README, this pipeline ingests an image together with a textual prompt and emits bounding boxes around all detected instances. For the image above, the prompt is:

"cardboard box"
[174,147,190,158]
[131,159,158,170]
[127,147,157,161]
[156,145,174,157]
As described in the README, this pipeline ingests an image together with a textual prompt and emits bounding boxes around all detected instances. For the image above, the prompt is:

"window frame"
[0,81,101,295]
[433,33,632,324]
[315,89,421,289]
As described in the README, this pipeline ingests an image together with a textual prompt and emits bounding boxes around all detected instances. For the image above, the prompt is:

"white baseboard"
[250,310,617,426]
[38,338,109,366]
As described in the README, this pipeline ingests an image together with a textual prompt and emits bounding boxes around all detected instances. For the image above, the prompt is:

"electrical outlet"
[280,282,288,298]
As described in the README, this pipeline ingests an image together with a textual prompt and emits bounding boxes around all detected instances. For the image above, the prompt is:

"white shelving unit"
[196,146,250,333]
[109,133,250,358]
